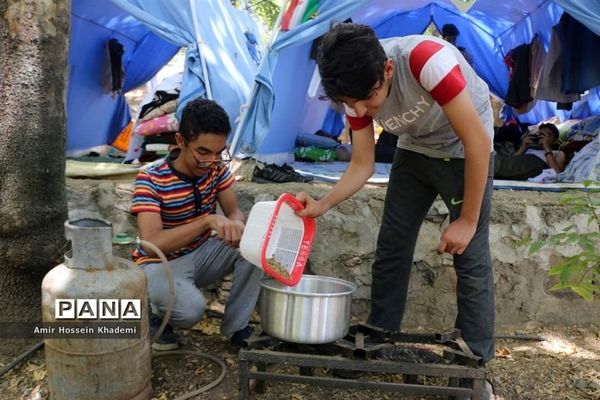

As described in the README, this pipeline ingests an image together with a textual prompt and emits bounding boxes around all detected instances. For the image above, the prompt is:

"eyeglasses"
[184,139,232,168]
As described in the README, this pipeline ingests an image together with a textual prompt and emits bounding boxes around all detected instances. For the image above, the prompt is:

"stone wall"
[67,178,599,330]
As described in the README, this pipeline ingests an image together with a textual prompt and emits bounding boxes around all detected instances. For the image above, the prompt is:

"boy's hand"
[521,132,536,148]
[208,215,244,247]
[539,131,553,152]
[437,218,477,255]
[295,192,327,218]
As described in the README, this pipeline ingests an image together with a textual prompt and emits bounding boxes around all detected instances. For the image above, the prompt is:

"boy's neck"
[167,150,198,180]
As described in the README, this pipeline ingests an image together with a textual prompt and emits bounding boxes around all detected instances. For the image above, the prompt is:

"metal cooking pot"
[259,275,357,344]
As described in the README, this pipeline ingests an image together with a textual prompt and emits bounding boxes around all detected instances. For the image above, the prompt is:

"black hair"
[442,24,460,37]
[316,23,387,102]
[539,122,559,140]
[178,98,231,141]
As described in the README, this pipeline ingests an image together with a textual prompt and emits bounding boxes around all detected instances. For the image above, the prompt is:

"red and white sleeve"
[344,104,373,130]
[408,40,467,106]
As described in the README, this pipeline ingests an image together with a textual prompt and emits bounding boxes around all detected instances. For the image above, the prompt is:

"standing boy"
[297,23,495,396]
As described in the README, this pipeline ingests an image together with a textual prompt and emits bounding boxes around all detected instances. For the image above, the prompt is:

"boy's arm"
[212,181,246,247]
[297,124,375,218]
[546,150,566,172]
[217,186,246,227]
[439,89,491,255]
[137,212,213,256]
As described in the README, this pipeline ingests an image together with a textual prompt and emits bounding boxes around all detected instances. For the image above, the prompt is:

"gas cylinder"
[41,218,152,400]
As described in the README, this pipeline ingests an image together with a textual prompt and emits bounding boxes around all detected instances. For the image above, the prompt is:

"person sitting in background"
[131,98,263,350]
[494,122,566,180]
[441,24,473,65]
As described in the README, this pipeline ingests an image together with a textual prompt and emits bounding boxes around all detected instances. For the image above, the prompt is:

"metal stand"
[238,324,486,399]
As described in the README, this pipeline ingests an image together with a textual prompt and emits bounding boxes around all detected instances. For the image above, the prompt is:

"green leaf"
[514,237,532,248]
[559,196,577,205]
[560,264,572,284]
[571,285,595,302]
[583,180,593,188]
[528,240,545,255]
[549,264,565,276]
[550,282,570,291]
[571,206,589,214]
[566,233,580,244]
[580,238,597,253]
[579,282,599,293]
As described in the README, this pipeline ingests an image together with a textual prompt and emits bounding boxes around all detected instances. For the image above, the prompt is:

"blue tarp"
[231,0,600,164]
[67,0,178,154]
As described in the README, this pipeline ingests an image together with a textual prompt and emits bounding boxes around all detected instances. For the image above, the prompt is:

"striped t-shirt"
[131,154,234,264]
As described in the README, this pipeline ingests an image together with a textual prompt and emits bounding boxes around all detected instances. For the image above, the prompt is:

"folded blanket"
[138,90,179,119]
[134,113,179,136]
[140,99,178,122]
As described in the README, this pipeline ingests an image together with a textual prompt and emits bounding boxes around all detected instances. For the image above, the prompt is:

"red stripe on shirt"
[408,40,444,81]
[429,65,467,106]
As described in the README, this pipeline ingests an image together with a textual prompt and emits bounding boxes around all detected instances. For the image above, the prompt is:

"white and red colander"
[240,193,316,286]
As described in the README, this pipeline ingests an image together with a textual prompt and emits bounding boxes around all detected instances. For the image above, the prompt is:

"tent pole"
[230,0,291,157]
[190,0,213,99]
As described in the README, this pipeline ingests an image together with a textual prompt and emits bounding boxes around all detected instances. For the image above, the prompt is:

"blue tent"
[231,0,600,164]
[68,0,178,155]
[68,0,261,155]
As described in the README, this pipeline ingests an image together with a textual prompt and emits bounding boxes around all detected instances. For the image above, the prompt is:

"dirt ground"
[1,317,598,400]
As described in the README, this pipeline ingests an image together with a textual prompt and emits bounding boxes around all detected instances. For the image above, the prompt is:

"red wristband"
[346,115,373,130]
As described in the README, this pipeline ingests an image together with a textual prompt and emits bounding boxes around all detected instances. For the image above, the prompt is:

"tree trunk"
[0,0,70,349]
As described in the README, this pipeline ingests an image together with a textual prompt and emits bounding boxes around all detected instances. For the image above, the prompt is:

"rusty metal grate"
[238,323,487,399]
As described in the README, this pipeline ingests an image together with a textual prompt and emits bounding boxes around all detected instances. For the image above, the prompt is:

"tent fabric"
[230,0,367,160]
[68,0,179,154]
[555,0,600,37]
[231,0,600,164]
[111,0,260,130]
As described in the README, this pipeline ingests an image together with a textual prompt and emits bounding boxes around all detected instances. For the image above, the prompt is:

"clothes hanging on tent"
[519,35,546,114]
[505,35,546,114]
[535,15,581,107]
[101,39,125,96]
[504,43,532,110]
[561,13,600,95]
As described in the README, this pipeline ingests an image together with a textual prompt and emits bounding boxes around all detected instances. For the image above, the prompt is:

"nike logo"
[450,197,463,206]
